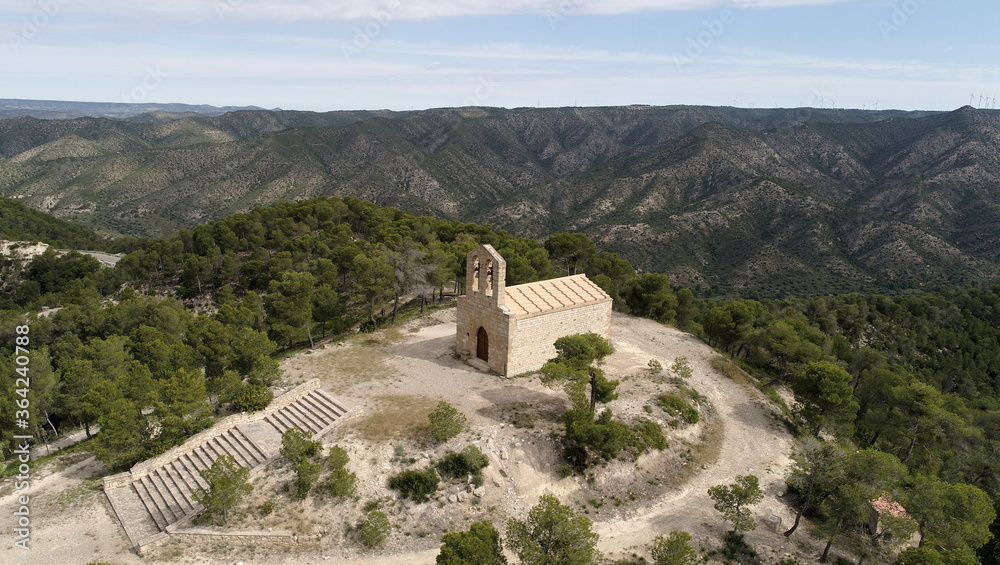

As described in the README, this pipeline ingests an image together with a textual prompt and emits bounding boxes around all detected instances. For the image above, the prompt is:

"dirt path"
[29,427,95,459]
[592,315,802,561]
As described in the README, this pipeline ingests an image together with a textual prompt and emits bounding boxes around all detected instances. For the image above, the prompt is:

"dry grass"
[709,356,748,385]
[314,346,395,393]
[691,412,724,469]
[347,394,437,441]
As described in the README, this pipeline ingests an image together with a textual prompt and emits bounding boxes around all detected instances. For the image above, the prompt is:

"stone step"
[201,440,224,463]
[216,431,251,467]
[177,457,209,508]
[266,410,295,434]
[177,456,209,490]
[167,460,201,502]
[156,467,192,515]
[214,434,252,468]
[299,393,343,424]
[283,402,324,434]
[230,428,265,466]
[141,474,180,524]
[106,485,161,546]
[132,480,169,531]
[158,465,195,512]
[311,390,350,416]
[234,427,269,463]
[187,449,210,472]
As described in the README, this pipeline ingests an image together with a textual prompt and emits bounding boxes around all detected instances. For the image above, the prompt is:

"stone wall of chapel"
[505,300,613,376]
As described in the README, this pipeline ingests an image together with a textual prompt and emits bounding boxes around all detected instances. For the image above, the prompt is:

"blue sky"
[2,0,998,112]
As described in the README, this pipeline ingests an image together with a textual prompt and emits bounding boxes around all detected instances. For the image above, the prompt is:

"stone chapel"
[456,244,613,376]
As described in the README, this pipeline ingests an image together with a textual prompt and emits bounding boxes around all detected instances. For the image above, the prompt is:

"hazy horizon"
[2,0,999,113]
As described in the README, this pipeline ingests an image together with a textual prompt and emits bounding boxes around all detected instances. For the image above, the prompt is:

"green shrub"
[562,407,631,468]
[656,394,699,424]
[651,531,697,565]
[429,401,467,442]
[388,468,440,502]
[438,445,490,479]
[329,467,358,498]
[328,445,350,469]
[232,383,273,412]
[670,357,693,380]
[721,532,761,565]
[293,460,321,499]
[630,418,668,453]
[280,428,321,462]
[359,510,391,547]
[438,521,507,565]
[557,464,575,478]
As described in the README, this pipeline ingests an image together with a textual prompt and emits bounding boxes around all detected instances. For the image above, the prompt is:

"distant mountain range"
[0,99,272,120]
[2,103,999,296]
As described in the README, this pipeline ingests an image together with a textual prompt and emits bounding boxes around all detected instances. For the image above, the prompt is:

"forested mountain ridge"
[7,105,1000,295]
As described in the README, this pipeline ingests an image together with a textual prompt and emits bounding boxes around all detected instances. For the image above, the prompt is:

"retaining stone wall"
[139,529,295,555]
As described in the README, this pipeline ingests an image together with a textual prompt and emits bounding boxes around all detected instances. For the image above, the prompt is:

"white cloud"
[5,0,864,22]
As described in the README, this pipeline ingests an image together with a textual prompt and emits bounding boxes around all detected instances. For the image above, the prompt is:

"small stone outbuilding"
[456,244,613,376]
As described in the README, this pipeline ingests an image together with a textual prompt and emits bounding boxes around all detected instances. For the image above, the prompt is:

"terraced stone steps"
[102,381,359,553]
[265,389,347,436]
[130,427,267,530]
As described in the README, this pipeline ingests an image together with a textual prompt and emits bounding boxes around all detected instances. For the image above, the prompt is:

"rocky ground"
[0,309,846,565]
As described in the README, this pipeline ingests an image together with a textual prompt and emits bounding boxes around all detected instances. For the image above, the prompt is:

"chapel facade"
[456,244,613,376]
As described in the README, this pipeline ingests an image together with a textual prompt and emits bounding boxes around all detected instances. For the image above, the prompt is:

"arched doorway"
[476,327,489,361]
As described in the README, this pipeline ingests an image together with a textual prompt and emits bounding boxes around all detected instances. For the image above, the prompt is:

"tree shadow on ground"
[477,387,568,427]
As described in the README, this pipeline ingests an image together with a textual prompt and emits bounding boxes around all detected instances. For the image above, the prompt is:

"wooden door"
[476,327,488,361]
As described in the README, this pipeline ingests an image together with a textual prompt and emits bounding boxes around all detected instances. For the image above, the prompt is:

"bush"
[359,510,391,547]
[657,394,699,424]
[651,531,697,565]
[437,521,507,565]
[280,428,321,463]
[670,357,693,380]
[648,359,663,375]
[328,445,350,469]
[232,382,273,412]
[429,401,467,442]
[506,494,600,565]
[329,467,359,498]
[293,459,321,499]
[630,418,668,453]
[389,468,440,502]
[720,532,761,565]
[438,446,490,479]
[562,407,631,468]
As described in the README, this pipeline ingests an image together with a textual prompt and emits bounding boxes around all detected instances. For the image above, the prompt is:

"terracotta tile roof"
[504,274,611,317]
